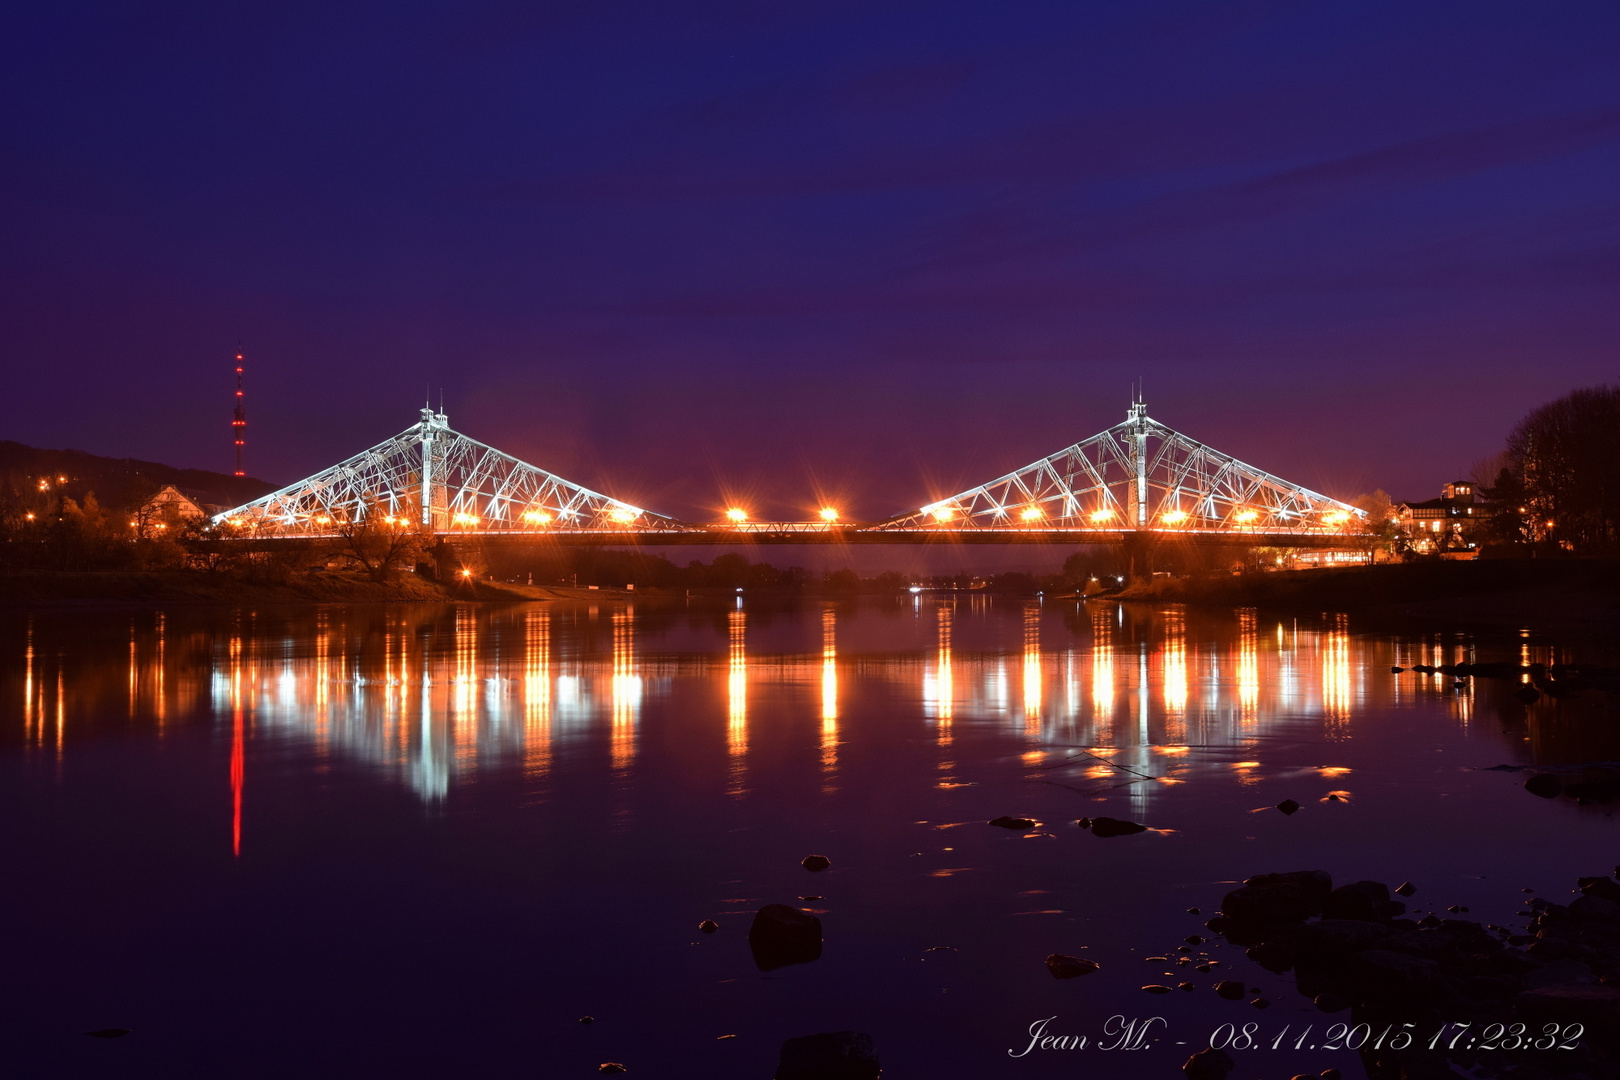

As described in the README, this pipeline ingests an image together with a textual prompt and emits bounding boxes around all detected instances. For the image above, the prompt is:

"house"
[135,484,208,534]
[1396,481,1489,555]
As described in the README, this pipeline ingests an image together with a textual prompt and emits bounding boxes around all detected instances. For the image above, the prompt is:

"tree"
[1504,385,1620,554]
[1478,467,1528,549]
[1351,490,1399,560]
[331,497,430,582]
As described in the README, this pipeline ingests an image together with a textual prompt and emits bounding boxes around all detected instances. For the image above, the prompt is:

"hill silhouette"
[0,440,275,513]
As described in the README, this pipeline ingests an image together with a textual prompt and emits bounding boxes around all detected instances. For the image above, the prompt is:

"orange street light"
[725,507,748,522]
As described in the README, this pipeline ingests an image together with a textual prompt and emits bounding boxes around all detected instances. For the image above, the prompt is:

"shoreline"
[6,561,1620,639]
[0,570,638,609]
[1114,559,1620,637]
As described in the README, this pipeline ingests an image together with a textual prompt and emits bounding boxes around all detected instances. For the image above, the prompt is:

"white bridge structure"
[216,399,1367,546]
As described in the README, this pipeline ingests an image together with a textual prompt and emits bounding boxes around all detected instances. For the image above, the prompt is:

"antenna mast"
[232,347,247,477]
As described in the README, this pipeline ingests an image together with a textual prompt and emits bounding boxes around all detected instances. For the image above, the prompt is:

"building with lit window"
[137,484,208,524]
[1396,481,1489,556]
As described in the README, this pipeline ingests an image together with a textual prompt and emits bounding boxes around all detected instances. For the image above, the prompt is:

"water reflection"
[820,607,837,777]
[727,608,747,796]
[1237,608,1259,725]
[13,599,1616,849]
[925,604,954,737]
[524,609,551,779]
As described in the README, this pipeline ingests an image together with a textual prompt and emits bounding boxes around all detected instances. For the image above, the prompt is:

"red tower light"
[232,349,247,477]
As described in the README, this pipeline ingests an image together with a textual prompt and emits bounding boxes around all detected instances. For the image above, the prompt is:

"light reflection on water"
[9,598,1499,821]
[6,598,1620,1079]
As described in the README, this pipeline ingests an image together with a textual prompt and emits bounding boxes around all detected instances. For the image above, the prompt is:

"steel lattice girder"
[873,405,1367,536]
[214,409,699,537]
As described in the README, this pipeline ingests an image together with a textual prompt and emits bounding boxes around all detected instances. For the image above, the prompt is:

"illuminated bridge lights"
[211,402,1369,545]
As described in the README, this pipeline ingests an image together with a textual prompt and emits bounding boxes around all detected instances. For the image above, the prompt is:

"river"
[1,597,1614,1078]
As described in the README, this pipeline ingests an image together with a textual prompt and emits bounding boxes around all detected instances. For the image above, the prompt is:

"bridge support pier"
[1118,531,1159,583]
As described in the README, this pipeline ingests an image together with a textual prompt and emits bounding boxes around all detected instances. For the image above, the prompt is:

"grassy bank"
[0,570,631,608]
[1116,559,1620,633]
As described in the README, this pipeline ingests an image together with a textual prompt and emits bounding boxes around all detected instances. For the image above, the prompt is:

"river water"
[1,598,1614,1078]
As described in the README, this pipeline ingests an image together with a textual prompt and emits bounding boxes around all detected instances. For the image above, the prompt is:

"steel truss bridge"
[215,401,1368,547]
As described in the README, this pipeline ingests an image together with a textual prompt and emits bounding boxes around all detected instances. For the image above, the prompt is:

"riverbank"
[0,570,635,608]
[1116,559,1620,634]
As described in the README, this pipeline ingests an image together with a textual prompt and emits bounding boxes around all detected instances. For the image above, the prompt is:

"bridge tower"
[1126,392,1149,529]
[417,405,448,528]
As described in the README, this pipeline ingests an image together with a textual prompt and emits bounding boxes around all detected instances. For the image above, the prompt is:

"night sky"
[4,2,1618,522]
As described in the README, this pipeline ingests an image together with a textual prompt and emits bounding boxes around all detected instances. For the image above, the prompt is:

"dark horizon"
[4,3,1618,521]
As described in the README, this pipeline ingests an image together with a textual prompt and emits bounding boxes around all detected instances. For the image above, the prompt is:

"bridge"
[214,398,1368,547]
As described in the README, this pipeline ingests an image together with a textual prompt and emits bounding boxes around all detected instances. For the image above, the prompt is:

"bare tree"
[1352,490,1399,560]
[1505,385,1620,554]
[332,497,430,582]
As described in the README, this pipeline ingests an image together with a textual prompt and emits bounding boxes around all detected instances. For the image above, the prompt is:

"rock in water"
[1045,953,1100,979]
[1319,880,1394,922]
[1142,984,1173,994]
[1244,941,1294,972]
[1088,816,1148,837]
[1394,881,1415,897]
[1215,979,1245,999]
[698,919,719,934]
[598,1065,627,1075]
[801,854,832,872]
[1523,773,1562,798]
[749,904,824,971]
[1221,871,1330,925]
[1182,1046,1235,1079]
[988,815,1035,829]
[774,1031,880,1080]
[1276,799,1301,815]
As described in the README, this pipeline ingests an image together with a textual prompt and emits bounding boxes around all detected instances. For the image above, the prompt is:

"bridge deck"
[239,524,1369,548]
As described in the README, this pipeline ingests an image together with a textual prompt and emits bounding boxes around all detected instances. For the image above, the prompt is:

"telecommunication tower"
[232,349,247,477]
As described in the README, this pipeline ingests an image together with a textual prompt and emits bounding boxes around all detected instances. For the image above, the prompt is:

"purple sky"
[3,2,1618,522]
